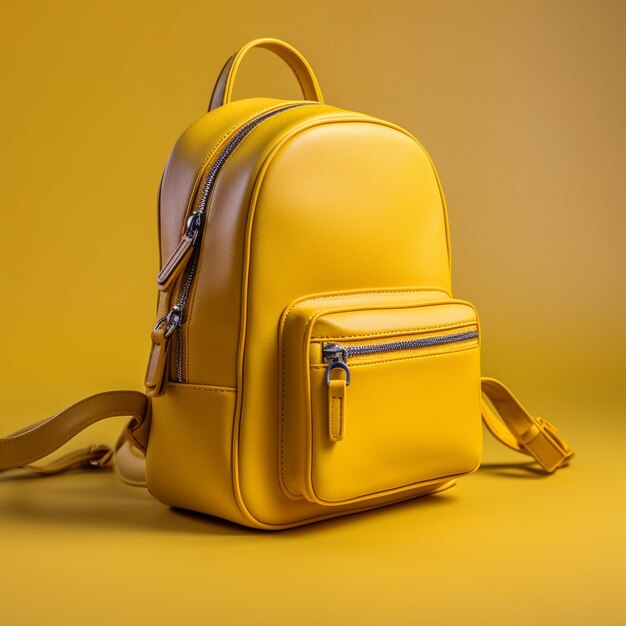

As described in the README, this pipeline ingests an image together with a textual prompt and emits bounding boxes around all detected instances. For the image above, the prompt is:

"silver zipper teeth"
[197,102,314,214]
[173,102,316,382]
[175,325,184,382]
[327,330,479,361]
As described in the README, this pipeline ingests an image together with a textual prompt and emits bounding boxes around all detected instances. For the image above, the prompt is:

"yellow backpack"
[0,39,573,529]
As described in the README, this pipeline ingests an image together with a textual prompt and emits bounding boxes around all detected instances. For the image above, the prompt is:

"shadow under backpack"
[0,38,574,529]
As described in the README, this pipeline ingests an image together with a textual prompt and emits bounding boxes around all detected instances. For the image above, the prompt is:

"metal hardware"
[185,211,203,238]
[322,343,348,364]
[164,305,183,338]
[322,329,478,387]
[153,305,183,339]
[326,330,479,359]
[326,360,351,386]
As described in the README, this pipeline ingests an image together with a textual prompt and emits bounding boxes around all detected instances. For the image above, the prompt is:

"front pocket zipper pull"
[328,378,347,441]
[156,212,204,292]
[323,343,351,441]
[323,343,351,385]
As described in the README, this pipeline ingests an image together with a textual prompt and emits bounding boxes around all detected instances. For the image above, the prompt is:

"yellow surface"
[1,1,625,624]
[1,415,624,625]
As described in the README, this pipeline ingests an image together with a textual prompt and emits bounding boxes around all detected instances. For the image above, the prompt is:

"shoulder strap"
[0,391,150,474]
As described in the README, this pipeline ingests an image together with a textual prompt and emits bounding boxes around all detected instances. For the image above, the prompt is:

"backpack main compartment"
[144,97,478,529]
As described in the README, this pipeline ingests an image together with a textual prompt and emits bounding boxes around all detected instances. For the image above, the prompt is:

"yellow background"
[1,1,624,624]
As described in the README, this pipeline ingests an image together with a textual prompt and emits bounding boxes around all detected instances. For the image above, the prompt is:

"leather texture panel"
[145,382,245,525]
[308,349,481,503]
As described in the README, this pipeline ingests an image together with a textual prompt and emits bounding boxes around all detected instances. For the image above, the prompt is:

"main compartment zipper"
[322,329,479,385]
[157,102,315,383]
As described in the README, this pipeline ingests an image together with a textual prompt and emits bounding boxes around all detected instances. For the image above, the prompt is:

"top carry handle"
[208,38,324,111]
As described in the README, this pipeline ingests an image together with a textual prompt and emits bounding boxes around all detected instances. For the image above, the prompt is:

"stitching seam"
[310,320,477,341]
[331,395,343,440]
[166,384,236,394]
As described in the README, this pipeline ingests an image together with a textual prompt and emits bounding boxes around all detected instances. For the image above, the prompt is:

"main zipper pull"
[156,211,203,291]
[323,343,350,441]
[155,304,183,338]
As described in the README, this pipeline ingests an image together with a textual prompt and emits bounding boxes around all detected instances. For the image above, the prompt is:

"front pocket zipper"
[154,102,316,383]
[321,329,479,441]
[322,329,480,384]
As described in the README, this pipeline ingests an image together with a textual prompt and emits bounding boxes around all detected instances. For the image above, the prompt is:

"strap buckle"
[519,417,575,473]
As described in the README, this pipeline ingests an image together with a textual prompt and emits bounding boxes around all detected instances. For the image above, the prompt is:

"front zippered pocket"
[280,290,483,505]
[154,102,316,384]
